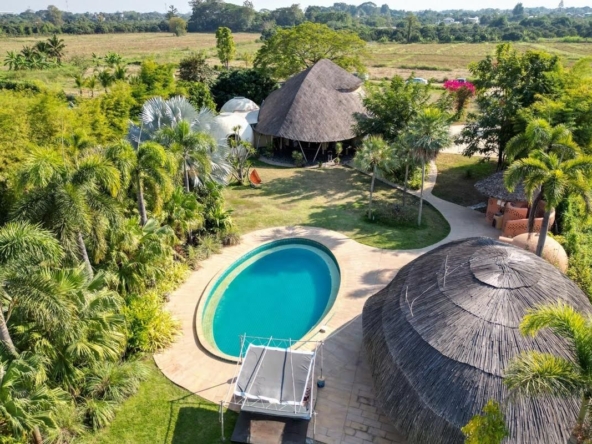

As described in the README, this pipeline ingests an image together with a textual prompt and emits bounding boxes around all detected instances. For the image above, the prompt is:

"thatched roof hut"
[255,59,365,143]
[475,171,528,202]
[363,237,591,444]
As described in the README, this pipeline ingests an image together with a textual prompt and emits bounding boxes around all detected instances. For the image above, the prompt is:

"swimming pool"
[198,239,340,360]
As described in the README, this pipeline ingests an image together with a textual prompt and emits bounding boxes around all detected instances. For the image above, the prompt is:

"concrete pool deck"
[154,164,498,444]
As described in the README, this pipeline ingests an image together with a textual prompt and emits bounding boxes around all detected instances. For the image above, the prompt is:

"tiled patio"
[154,164,498,443]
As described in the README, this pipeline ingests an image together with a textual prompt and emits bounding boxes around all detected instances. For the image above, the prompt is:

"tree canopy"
[254,22,367,79]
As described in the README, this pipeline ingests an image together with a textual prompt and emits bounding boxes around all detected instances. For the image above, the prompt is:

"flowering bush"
[444,80,476,118]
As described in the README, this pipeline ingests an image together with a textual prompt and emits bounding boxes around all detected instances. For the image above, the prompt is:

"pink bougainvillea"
[443,79,476,93]
[443,80,476,118]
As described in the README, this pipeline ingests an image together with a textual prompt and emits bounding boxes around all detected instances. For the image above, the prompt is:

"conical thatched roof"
[363,237,591,444]
[474,171,528,201]
[255,59,365,143]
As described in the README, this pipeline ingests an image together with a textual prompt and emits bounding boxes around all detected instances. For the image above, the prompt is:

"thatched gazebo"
[474,171,527,202]
[363,237,591,444]
[254,59,365,162]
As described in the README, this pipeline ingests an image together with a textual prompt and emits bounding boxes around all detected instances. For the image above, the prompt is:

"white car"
[410,77,428,85]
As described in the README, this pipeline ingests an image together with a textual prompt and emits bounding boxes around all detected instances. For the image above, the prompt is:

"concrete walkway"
[154,164,498,444]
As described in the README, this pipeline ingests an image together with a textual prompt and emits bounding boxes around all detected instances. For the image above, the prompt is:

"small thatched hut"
[363,237,591,444]
[254,59,365,162]
[474,171,527,202]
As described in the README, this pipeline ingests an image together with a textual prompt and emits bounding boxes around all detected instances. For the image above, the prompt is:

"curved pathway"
[154,164,497,444]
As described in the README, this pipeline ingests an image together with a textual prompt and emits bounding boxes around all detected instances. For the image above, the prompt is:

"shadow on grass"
[165,393,237,444]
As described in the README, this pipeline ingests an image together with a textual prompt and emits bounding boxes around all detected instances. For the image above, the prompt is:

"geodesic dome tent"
[221,96,260,113]
[210,112,254,145]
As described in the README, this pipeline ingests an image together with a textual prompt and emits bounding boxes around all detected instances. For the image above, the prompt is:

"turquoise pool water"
[201,239,340,358]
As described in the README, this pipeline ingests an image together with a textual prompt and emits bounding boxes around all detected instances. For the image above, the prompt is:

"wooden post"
[298,141,308,164]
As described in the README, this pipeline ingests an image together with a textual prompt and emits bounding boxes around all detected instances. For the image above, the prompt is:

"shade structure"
[474,171,528,201]
[255,59,365,143]
[363,237,591,444]
[233,345,315,419]
[221,96,260,113]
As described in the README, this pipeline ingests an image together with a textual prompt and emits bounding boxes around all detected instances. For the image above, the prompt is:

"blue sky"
[1,0,589,14]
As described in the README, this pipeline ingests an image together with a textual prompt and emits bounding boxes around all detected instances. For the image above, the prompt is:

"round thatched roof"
[363,237,591,444]
[255,59,365,143]
[474,171,528,201]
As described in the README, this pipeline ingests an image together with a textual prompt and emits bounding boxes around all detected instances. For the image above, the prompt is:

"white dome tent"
[220,96,260,113]
[210,112,254,145]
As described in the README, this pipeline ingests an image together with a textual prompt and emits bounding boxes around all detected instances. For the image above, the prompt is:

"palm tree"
[0,351,67,444]
[107,141,175,226]
[506,119,581,236]
[506,119,579,162]
[505,302,592,438]
[0,222,62,356]
[45,34,66,64]
[354,136,396,218]
[86,76,97,98]
[4,50,20,71]
[164,187,204,240]
[131,96,232,185]
[105,218,176,294]
[73,73,86,97]
[97,70,113,93]
[113,64,127,81]
[12,148,122,277]
[404,108,451,226]
[505,150,592,256]
[157,120,218,191]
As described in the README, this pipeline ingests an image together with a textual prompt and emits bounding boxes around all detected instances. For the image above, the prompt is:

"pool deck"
[154,163,498,444]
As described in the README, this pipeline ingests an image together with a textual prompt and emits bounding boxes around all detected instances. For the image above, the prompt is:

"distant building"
[467,16,480,24]
[442,17,456,25]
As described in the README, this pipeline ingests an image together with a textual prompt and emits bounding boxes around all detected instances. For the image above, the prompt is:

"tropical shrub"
[443,79,475,118]
[461,400,508,444]
[292,150,305,167]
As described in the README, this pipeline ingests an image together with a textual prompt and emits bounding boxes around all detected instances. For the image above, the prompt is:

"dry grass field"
[1,32,591,90]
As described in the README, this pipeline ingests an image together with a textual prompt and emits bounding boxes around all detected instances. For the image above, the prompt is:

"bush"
[178,52,214,84]
[292,150,305,167]
[220,227,241,246]
[125,291,180,353]
[373,203,417,227]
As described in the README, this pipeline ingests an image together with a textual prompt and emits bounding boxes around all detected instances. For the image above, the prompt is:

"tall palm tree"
[157,120,218,191]
[506,119,581,236]
[505,150,592,256]
[0,222,62,356]
[86,76,97,98]
[12,148,122,277]
[107,141,175,226]
[354,136,396,218]
[505,302,592,438]
[45,34,66,64]
[506,119,580,162]
[404,108,451,226]
[130,96,231,185]
[73,73,86,97]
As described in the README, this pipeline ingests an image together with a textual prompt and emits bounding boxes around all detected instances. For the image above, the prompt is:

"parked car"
[409,77,428,85]
[456,78,467,83]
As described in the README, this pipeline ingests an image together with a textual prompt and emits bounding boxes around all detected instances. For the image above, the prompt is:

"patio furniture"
[502,201,555,238]
[249,169,262,188]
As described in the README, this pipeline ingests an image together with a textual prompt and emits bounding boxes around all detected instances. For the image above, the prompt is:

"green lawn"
[432,153,497,207]
[225,162,450,250]
[81,360,237,444]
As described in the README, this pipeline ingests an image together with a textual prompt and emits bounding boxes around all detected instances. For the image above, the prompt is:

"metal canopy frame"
[219,335,323,442]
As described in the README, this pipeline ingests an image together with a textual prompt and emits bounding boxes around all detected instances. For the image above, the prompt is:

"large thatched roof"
[474,171,528,201]
[255,59,365,143]
[363,237,591,444]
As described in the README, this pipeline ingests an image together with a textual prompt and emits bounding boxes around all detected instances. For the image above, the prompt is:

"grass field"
[82,360,237,444]
[432,153,497,207]
[225,162,450,250]
[1,33,592,92]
